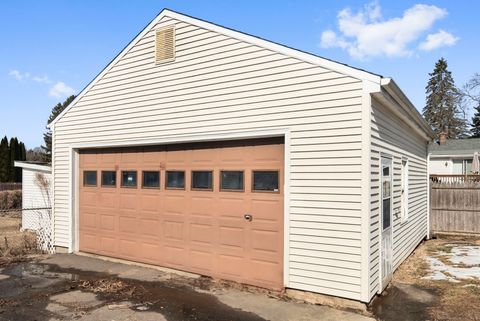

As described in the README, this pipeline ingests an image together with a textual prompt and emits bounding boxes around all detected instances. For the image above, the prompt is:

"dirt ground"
[371,236,480,321]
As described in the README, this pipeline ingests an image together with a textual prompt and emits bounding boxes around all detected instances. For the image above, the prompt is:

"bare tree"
[462,73,480,137]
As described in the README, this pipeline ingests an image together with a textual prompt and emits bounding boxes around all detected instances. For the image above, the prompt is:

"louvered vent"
[155,26,175,63]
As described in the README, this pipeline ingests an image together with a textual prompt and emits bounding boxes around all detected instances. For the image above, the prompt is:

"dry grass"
[394,237,480,321]
[0,215,39,266]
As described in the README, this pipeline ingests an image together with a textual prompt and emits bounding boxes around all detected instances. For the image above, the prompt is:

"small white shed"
[14,161,52,231]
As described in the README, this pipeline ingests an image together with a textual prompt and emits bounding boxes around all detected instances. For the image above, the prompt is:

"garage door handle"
[244,214,253,222]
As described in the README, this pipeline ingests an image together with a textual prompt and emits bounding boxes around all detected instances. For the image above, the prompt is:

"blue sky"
[1,0,478,148]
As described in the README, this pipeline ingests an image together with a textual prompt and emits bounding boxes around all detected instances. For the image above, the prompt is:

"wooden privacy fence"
[430,175,480,235]
[430,174,480,184]
[0,183,22,191]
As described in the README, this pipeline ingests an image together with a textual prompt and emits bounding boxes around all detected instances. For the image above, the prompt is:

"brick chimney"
[439,132,447,145]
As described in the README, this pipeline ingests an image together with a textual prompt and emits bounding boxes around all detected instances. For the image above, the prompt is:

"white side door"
[380,156,393,289]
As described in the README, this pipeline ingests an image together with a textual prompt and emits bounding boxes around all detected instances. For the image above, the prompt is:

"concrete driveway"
[0,254,374,321]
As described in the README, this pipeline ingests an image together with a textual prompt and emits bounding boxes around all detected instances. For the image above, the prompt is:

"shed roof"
[14,161,51,173]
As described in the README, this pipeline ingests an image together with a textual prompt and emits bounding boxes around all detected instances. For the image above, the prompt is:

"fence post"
[428,180,432,239]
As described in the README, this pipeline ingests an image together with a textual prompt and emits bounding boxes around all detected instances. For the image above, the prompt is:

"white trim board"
[48,8,382,128]
[14,161,51,173]
[68,128,291,288]
[430,154,476,158]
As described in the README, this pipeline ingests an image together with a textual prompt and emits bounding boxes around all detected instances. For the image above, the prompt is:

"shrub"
[0,190,22,210]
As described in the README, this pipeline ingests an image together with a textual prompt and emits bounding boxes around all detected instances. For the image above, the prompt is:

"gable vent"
[155,25,175,63]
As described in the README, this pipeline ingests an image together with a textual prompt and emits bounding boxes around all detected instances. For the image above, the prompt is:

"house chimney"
[439,132,447,145]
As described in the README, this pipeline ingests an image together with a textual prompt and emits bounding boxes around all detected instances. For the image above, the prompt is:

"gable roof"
[429,138,480,156]
[48,8,384,128]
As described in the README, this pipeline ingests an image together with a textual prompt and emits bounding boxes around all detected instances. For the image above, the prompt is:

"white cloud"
[419,30,459,51]
[32,75,52,84]
[320,2,456,59]
[49,81,76,98]
[8,70,30,81]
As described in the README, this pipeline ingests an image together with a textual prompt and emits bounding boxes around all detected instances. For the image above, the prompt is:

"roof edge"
[14,161,52,173]
[48,8,382,128]
[380,78,435,140]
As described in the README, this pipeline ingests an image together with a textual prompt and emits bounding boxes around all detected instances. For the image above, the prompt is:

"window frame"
[251,170,280,193]
[120,170,138,188]
[165,170,186,190]
[401,158,409,223]
[142,171,161,189]
[219,170,245,192]
[83,170,97,187]
[191,170,214,191]
[101,170,117,188]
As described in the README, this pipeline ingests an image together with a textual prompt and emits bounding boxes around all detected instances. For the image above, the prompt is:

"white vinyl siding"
[53,15,365,300]
[21,168,51,231]
[368,97,428,298]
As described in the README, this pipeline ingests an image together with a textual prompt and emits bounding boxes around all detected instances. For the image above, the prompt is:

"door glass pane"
[383,166,390,177]
[166,171,185,189]
[383,198,391,229]
[121,171,137,187]
[253,171,279,192]
[143,171,160,188]
[220,171,244,191]
[84,171,97,186]
[382,180,391,198]
[192,171,213,190]
[102,171,116,187]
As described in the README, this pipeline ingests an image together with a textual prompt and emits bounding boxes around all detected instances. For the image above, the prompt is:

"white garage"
[47,9,434,302]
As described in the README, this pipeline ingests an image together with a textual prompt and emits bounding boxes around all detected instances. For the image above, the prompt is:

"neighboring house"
[47,9,435,303]
[429,134,480,175]
[14,161,51,231]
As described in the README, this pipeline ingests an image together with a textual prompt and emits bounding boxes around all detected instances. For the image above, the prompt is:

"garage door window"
[102,171,117,187]
[252,171,279,192]
[166,171,185,189]
[121,171,137,188]
[220,171,244,191]
[83,171,97,187]
[143,171,160,188]
[192,171,213,190]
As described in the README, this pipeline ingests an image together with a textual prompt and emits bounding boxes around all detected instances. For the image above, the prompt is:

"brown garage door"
[79,138,284,290]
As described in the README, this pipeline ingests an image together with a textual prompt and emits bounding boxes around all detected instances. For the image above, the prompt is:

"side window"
[121,171,137,188]
[252,171,279,192]
[191,171,213,190]
[220,171,244,191]
[401,159,409,222]
[142,171,160,188]
[102,171,116,187]
[166,171,185,189]
[83,171,97,187]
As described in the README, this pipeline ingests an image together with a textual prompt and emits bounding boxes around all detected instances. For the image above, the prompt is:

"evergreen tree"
[423,58,466,139]
[0,136,10,182]
[9,137,18,182]
[19,142,26,161]
[470,103,480,138]
[42,95,76,162]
